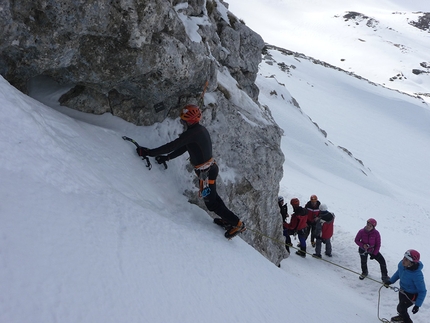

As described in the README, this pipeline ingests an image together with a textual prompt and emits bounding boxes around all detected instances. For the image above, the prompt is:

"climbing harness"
[195,157,215,171]
[199,169,212,198]
[195,158,215,198]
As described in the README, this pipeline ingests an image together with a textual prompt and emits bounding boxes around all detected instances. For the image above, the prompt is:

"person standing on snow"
[304,194,320,247]
[278,196,290,253]
[283,198,308,257]
[136,104,246,239]
[385,249,427,323]
[354,218,389,282]
[312,203,334,258]
[278,196,288,223]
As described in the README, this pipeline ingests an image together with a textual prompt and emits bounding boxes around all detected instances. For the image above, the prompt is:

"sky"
[1,1,430,323]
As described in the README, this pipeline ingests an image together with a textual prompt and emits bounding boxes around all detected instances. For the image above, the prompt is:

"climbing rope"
[377,285,399,322]
[246,227,368,278]
[245,226,400,321]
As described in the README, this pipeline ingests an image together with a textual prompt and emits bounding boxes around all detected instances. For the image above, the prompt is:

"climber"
[136,104,246,239]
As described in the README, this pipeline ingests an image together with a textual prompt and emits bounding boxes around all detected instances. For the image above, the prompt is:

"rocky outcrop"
[0,0,263,124]
[409,12,430,32]
[0,0,287,264]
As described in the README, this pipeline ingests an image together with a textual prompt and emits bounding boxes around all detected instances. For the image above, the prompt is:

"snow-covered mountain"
[1,1,429,322]
[227,0,430,104]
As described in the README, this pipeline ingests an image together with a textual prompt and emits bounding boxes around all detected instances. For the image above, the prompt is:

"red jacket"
[320,212,334,239]
[284,206,307,231]
[305,200,320,223]
[315,210,335,239]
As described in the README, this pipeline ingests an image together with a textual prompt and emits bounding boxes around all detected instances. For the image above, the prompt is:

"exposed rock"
[187,85,286,265]
[0,0,287,264]
[409,12,430,31]
[342,11,379,28]
[412,69,426,75]
[0,1,263,123]
[343,11,369,21]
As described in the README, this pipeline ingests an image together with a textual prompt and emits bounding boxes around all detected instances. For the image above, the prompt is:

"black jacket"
[146,123,212,166]
[279,204,288,222]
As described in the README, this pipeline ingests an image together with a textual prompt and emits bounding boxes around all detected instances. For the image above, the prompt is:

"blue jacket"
[389,261,427,307]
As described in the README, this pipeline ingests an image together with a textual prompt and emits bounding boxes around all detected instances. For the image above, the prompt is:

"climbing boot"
[295,250,306,258]
[224,220,246,239]
[213,218,231,230]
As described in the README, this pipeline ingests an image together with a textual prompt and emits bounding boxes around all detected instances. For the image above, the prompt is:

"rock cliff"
[0,0,287,264]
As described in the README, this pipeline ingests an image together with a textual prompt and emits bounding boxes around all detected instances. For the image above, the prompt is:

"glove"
[383,281,391,288]
[136,147,149,157]
[155,155,169,164]
[369,254,375,260]
[412,305,419,314]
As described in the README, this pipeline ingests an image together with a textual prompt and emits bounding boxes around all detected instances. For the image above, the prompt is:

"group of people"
[278,195,334,259]
[279,195,426,323]
[134,103,425,323]
[355,218,426,323]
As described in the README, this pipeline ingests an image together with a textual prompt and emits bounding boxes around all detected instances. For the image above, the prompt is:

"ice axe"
[122,136,152,170]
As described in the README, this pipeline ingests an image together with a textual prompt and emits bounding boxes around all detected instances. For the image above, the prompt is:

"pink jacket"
[354,227,381,255]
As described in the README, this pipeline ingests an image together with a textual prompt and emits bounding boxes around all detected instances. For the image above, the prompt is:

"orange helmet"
[180,105,201,124]
[290,198,300,206]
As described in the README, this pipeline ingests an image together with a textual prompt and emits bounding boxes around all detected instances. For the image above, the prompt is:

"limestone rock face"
[0,0,287,264]
[197,87,287,266]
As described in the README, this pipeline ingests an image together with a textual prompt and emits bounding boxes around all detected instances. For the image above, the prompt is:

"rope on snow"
[244,227,400,322]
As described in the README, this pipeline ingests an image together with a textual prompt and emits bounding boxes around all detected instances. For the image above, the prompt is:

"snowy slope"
[0,75,377,323]
[256,48,429,322]
[227,0,430,103]
[1,1,430,322]
[1,49,429,321]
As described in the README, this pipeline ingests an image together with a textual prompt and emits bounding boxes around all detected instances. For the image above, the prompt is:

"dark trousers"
[315,237,332,256]
[305,222,316,242]
[201,163,240,226]
[284,229,306,253]
[397,291,417,323]
[358,248,388,276]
